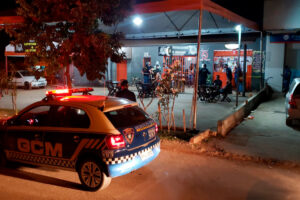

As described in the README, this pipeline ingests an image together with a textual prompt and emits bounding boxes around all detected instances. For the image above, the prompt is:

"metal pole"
[236,26,241,107]
[192,6,203,130]
[5,56,8,75]
[242,44,247,97]
[260,31,263,89]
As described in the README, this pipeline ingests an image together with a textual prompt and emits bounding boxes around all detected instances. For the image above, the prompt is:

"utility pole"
[235,25,242,107]
[243,44,247,97]
[260,31,263,89]
[192,4,203,130]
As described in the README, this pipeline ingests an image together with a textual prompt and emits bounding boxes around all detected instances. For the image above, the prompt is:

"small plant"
[0,64,18,113]
[156,61,180,132]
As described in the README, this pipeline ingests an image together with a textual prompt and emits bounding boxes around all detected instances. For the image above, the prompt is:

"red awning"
[133,0,259,30]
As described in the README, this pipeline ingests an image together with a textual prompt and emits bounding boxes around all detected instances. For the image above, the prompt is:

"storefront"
[113,37,262,91]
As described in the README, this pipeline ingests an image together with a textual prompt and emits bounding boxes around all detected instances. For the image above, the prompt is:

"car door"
[14,71,24,87]
[4,105,51,163]
[43,105,103,169]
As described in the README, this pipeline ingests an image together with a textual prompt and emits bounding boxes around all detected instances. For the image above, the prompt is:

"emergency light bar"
[46,88,94,97]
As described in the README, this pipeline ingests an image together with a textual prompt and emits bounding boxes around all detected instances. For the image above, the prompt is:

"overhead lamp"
[225,43,239,50]
[235,24,242,32]
[133,16,143,26]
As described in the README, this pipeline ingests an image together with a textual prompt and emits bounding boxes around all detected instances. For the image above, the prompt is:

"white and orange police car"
[0,88,160,191]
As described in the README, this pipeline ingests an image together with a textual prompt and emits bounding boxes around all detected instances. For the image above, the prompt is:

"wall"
[286,43,300,82]
[264,0,300,30]
[265,35,285,92]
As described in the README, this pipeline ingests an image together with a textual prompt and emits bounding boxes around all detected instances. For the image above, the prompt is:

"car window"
[104,106,151,128]
[293,85,300,97]
[15,72,22,78]
[19,70,33,76]
[50,106,90,128]
[289,80,297,93]
[15,105,51,126]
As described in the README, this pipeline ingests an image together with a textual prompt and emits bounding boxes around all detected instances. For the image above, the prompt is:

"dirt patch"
[160,138,300,172]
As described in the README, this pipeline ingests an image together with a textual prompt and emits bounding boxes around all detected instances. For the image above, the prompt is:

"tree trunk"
[65,64,72,89]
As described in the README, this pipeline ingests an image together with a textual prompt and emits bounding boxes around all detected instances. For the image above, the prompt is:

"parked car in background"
[285,78,300,126]
[8,70,47,89]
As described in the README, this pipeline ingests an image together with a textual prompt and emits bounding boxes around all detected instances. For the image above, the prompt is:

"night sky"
[211,0,264,25]
[0,0,264,25]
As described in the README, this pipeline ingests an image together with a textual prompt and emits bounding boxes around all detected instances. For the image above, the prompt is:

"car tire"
[78,158,111,191]
[0,149,7,168]
[286,118,293,126]
[24,82,31,90]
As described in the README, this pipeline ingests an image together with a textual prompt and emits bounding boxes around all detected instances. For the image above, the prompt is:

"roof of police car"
[46,95,138,112]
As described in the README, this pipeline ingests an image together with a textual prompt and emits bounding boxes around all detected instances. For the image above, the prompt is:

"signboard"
[24,41,37,53]
[252,51,265,73]
[213,50,253,72]
[270,34,300,43]
[14,40,37,53]
[159,45,210,61]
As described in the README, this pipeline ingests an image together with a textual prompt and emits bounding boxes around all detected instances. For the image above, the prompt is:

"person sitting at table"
[213,75,222,89]
[116,80,136,102]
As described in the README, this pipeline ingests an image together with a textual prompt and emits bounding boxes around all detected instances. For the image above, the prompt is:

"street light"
[235,24,242,107]
[225,43,239,50]
[133,16,143,26]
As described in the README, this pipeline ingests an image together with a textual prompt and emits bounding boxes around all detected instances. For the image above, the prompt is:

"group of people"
[117,62,243,103]
[116,61,163,102]
[197,63,243,102]
[143,62,162,85]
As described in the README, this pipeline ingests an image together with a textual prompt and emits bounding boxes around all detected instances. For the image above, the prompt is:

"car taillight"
[289,94,297,109]
[155,123,158,133]
[106,134,126,149]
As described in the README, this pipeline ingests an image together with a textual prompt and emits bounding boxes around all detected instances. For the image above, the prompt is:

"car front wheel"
[286,118,293,126]
[78,159,111,191]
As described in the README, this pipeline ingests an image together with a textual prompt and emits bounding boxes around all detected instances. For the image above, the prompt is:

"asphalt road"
[0,146,299,200]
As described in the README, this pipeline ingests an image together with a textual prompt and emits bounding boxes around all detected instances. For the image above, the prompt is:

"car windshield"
[19,70,34,76]
[293,85,300,96]
[104,106,152,128]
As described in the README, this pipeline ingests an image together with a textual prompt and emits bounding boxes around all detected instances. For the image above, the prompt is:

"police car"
[0,88,160,191]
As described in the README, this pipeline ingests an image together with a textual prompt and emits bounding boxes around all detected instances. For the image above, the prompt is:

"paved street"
[0,142,299,200]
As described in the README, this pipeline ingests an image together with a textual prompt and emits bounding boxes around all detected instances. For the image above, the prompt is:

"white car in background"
[285,78,300,126]
[9,70,47,89]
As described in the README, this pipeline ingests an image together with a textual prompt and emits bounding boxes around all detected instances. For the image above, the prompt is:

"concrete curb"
[217,86,269,137]
[189,129,217,144]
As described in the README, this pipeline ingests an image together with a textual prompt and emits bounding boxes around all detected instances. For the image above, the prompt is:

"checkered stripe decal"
[6,151,75,169]
[103,141,160,165]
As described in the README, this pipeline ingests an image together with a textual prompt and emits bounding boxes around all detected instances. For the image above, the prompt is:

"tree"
[6,0,132,88]
[156,61,180,132]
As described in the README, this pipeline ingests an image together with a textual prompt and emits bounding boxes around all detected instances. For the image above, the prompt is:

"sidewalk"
[0,87,251,131]
[210,93,300,164]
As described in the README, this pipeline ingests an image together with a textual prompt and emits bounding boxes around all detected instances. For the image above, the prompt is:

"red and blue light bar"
[46,88,94,97]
